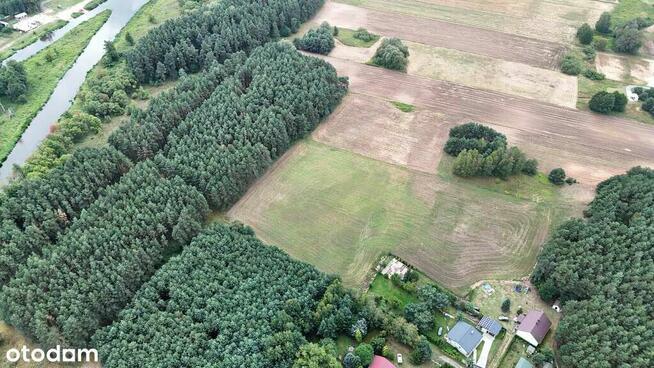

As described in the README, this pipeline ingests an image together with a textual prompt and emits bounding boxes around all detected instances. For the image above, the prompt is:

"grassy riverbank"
[0,10,111,164]
[0,20,69,62]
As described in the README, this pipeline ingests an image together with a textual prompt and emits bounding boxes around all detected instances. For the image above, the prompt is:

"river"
[0,0,149,184]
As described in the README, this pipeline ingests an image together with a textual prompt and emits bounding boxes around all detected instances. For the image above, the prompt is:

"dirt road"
[320,55,654,188]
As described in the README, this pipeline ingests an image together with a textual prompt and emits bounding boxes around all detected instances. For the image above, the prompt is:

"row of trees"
[93,223,331,368]
[108,56,242,161]
[293,22,334,55]
[0,60,28,102]
[0,161,209,347]
[159,43,348,209]
[0,147,131,285]
[444,122,538,179]
[576,12,652,54]
[532,167,654,367]
[125,0,326,83]
[0,0,39,17]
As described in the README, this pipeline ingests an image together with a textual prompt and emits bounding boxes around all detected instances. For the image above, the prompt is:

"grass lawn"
[610,0,654,27]
[335,27,379,48]
[577,75,654,124]
[231,140,569,292]
[368,274,418,311]
[391,101,415,112]
[498,336,531,368]
[112,0,181,52]
[0,10,111,164]
[43,0,85,11]
[0,20,69,62]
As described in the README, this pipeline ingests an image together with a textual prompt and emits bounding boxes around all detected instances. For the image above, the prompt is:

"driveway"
[476,332,495,368]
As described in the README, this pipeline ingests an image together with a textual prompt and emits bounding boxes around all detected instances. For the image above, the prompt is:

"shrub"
[613,91,628,112]
[355,344,374,366]
[501,298,511,313]
[353,27,375,42]
[582,45,596,61]
[642,97,654,113]
[371,37,409,71]
[583,69,605,80]
[594,37,608,51]
[560,54,583,75]
[576,23,594,45]
[614,24,642,54]
[293,22,335,55]
[410,337,432,364]
[548,168,566,185]
[589,91,616,113]
[565,177,577,185]
[596,12,612,34]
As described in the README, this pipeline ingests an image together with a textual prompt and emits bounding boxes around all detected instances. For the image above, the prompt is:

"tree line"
[125,0,325,83]
[0,0,39,17]
[444,122,538,179]
[532,167,654,367]
[93,223,331,368]
[157,42,347,209]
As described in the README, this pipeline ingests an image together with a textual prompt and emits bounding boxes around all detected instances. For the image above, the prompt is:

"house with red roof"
[516,310,551,346]
[370,355,397,368]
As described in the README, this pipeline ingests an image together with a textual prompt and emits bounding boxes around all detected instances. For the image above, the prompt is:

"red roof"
[517,310,552,344]
[370,355,396,368]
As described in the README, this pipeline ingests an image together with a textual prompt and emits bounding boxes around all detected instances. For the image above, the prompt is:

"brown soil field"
[596,52,654,84]
[406,41,578,108]
[313,93,450,174]
[308,1,566,69]
[319,55,654,189]
[333,0,613,44]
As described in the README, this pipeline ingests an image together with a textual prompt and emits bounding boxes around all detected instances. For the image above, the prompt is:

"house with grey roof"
[516,310,551,346]
[445,321,483,357]
[477,316,502,336]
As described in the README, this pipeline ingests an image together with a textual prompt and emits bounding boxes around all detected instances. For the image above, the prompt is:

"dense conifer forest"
[0,34,346,354]
[125,0,325,83]
[532,167,654,367]
[93,223,331,368]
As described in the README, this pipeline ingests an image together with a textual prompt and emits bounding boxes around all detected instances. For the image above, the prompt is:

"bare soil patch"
[406,41,578,108]
[313,93,450,174]
[596,52,654,84]
[308,1,566,69]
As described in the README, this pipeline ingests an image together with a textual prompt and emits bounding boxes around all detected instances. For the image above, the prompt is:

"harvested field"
[317,55,654,189]
[596,52,654,84]
[229,140,567,293]
[313,93,449,174]
[406,41,578,108]
[333,0,613,43]
[308,1,566,69]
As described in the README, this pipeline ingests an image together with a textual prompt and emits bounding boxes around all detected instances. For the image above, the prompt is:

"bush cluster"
[444,122,538,179]
[371,38,409,71]
[588,91,627,114]
[293,22,335,55]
